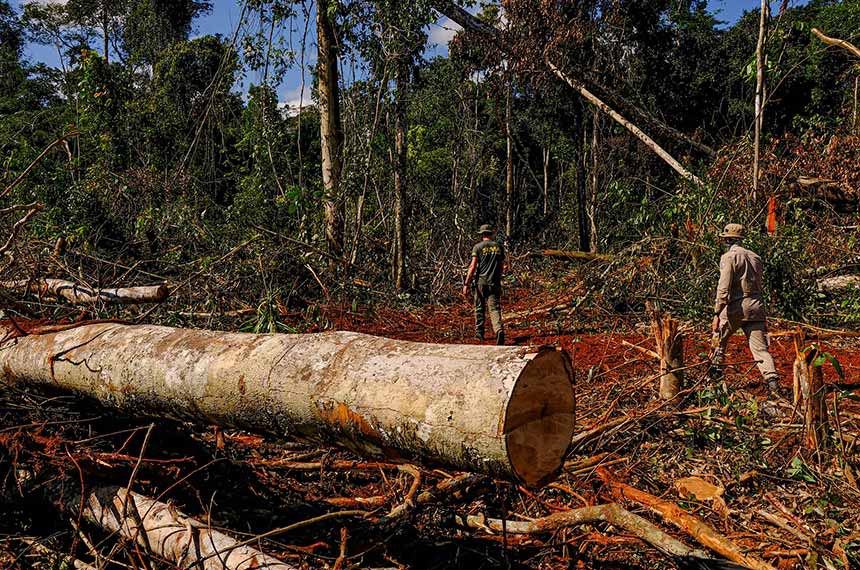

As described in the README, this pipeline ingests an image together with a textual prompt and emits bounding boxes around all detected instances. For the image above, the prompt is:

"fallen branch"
[545,58,705,187]
[532,249,614,262]
[811,27,860,58]
[81,486,295,569]
[455,503,723,563]
[601,471,777,570]
[0,133,76,201]
[1,278,168,305]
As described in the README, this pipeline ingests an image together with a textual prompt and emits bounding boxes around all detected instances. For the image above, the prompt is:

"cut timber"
[81,486,294,569]
[792,330,829,450]
[2,278,168,305]
[533,249,613,262]
[0,324,575,486]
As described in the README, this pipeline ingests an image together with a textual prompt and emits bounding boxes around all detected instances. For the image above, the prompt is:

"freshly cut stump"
[0,324,575,486]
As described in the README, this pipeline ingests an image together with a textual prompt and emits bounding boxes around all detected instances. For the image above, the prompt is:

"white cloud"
[428,17,462,47]
[277,83,313,117]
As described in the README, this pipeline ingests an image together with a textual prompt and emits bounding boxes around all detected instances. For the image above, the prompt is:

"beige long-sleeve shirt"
[714,244,767,322]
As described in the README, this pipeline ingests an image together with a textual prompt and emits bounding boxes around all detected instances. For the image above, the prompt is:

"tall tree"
[753,0,769,199]
[317,0,344,265]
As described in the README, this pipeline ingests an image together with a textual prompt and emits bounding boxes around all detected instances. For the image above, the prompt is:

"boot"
[476,329,485,342]
[496,331,505,346]
[767,377,784,399]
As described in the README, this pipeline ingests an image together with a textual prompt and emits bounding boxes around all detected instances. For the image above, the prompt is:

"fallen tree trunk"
[1,278,168,304]
[532,249,614,262]
[81,486,295,569]
[0,324,575,486]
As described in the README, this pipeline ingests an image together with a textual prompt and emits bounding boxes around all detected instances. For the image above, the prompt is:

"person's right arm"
[712,254,732,331]
[463,256,478,297]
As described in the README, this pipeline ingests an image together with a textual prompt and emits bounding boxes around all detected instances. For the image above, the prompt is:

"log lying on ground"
[0,324,575,486]
[531,249,614,262]
[82,486,295,569]
[1,278,168,304]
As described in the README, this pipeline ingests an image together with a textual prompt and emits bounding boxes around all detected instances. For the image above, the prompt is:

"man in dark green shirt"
[462,224,505,345]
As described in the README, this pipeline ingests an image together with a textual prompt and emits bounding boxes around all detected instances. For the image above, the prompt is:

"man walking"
[463,224,505,345]
[711,223,781,395]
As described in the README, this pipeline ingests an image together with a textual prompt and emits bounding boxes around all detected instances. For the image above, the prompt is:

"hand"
[462,285,469,298]
[711,315,720,333]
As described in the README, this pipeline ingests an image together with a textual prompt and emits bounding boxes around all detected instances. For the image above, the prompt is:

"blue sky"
[16,0,808,109]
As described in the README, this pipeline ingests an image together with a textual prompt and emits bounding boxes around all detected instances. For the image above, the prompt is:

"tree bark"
[792,330,829,450]
[575,106,590,251]
[81,486,294,569]
[753,0,769,200]
[317,0,345,265]
[649,305,684,400]
[1,278,168,305]
[542,146,550,216]
[547,59,705,188]
[393,62,408,290]
[0,324,576,487]
[588,111,599,253]
[505,78,514,240]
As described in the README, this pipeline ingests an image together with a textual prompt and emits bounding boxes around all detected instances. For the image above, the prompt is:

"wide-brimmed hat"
[477,224,494,235]
[719,223,746,239]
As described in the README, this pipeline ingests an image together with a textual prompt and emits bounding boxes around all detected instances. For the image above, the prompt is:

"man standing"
[711,223,781,395]
[463,224,505,345]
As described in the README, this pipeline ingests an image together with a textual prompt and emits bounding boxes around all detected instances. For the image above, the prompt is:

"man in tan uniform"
[711,223,781,395]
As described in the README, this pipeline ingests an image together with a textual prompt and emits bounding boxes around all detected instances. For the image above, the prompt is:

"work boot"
[767,377,785,399]
[496,331,505,346]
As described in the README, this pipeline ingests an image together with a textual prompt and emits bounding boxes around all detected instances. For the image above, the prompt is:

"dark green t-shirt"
[471,240,505,287]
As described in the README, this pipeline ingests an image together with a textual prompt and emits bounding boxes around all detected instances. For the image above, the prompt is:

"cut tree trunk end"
[0,324,576,486]
[1,278,168,305]
[81,486,295,569]
[792,329,829,450]
[648,303,684,400]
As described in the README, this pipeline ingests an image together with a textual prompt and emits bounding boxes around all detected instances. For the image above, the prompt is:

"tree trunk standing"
[649,305,684,400]
[102,5,109,64]
[753,0,769,200]
[574,107,590,251]
[317,0,345,267]
[542,146,550,216]
[393,63,408,290]
[505,79,514,240]
[588,111,599,253]
[854,75,859,133]
[792,331,829,450]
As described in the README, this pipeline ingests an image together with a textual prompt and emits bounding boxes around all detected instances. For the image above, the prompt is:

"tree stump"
[792,329,829,450]
[648,303,684,400]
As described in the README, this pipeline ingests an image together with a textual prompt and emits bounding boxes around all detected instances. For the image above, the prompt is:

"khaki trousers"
[713,317,778,381]
[474,284,503,337]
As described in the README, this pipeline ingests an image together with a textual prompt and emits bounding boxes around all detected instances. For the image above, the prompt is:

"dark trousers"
[474,284,503,337]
